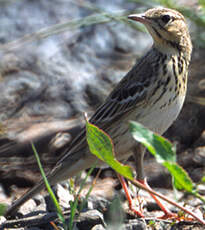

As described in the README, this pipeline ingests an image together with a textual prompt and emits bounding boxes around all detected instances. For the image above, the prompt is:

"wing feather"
[57,48,157,161]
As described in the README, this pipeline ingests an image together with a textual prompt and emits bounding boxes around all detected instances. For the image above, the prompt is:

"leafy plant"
[68,165,96,230]
[129,121,194,193]
[32,143,97,230]
[86,119,205,224]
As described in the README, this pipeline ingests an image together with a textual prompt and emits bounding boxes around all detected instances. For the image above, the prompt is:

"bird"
[6,7,192,217]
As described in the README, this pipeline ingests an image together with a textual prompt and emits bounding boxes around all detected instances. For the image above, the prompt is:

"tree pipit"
[6,7,192,218]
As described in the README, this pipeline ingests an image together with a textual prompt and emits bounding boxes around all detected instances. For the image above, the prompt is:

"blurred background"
[0,0,204,205]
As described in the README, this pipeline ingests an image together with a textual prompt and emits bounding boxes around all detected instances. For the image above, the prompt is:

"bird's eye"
[161,14,171,23]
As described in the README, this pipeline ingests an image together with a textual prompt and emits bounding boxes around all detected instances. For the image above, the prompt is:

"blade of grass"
[78,169,101,214]
[69,163,96,230]
[0,9,143,53]
[31,143,66,229]
[0,203,7,216]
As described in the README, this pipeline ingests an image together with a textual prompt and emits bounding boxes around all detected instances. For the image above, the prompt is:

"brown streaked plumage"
[6,7,192,216]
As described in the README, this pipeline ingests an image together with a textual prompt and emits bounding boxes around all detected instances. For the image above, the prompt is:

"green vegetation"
[86,120,205,224]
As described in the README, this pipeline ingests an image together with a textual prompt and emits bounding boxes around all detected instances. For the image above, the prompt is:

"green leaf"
[129,121,194,192]
[201,176,205,183]
[0,203,7,216]
[86,120,134,180]
[129,121,176,163]
[163,162,194,192]
[199,0,205,9]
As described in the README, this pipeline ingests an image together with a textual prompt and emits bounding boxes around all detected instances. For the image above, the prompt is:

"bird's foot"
[157,211,178,220]
[158,212,196,222]
[138,179,177,219]
[138,179,200,222]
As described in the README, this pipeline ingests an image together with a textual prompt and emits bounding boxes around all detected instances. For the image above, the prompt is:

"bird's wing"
[57,55,155,164]
[90,58,154,127]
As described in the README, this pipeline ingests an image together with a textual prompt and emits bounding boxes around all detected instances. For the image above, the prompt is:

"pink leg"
[139,179,177,219]
[118,174,144,218]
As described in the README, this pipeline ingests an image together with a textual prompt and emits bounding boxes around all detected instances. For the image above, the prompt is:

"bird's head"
[128,8,192,58]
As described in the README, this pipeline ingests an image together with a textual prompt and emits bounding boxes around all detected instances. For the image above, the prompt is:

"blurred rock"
[76,209,106,230]
[91,224,106,230]
[124,219,146,230]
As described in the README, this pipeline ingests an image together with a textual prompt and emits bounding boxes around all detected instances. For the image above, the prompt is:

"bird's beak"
[128,13,150,25]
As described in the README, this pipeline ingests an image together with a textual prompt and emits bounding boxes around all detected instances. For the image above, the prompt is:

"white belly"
[138,94,185,135]
[113,93,185,158]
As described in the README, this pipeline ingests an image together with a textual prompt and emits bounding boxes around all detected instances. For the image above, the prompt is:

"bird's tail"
[6,150,97,216]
